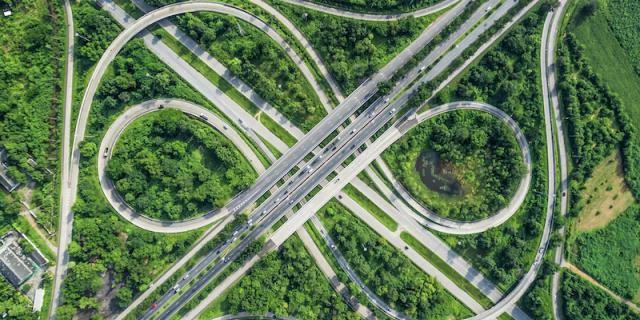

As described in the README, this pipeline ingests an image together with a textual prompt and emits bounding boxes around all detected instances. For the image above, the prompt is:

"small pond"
[415,149,464,196]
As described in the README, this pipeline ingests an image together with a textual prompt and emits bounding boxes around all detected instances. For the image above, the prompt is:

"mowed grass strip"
[343,184,398,231]
[576,151,635,231]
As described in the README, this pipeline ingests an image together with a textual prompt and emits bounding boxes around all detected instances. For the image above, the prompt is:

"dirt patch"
[577,151,635,231]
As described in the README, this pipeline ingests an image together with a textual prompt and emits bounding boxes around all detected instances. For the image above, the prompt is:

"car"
[384,97,390,103]
[232,230,238,236]
[223,256,229,262]
[183,273,189,280]
[485,5,491,11]
[368,113,373,118]
[308,167,314,174]
[261,210,267,215]
[151,303,158,310]
[247,218,253,225]
[173,284,180,292]
[103,147,109,158]
[232,237,237,242]
[420,65,426,72]
[275,197,280,203]
[330,244,336,250]
[562,191,566,197]
[158,104,164,109]
[223,125,228,130]
[199,113,208,120]
[350,128,356,134]
[389,108,396,114]
[289,200,294,205]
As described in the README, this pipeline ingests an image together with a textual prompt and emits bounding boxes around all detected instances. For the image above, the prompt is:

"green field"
[572,205,640,303]
[570,0,640,128]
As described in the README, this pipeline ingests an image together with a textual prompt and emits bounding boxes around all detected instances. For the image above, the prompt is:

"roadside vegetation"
[200,236,358,319]
[431,9,548,290]
[383,110,524,221]
[0,277,36,320]
[0,0,65,231]
[305,0,440,13]
[271,0,437,94]
[107,109,256,220]
[561,272,638,320]
[572,205,640,304]
[169,11,326,131]
[318,201,472,319]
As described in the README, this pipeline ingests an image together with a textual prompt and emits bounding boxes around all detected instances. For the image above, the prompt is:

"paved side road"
[541,1,570,319]
[278,0,460,21]
[50,0,75,316]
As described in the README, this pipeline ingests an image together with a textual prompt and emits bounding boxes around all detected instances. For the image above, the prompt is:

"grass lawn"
[343,184,398,231]
[572,205,640,303]
[575,151,635,231]
[570,0,640,128]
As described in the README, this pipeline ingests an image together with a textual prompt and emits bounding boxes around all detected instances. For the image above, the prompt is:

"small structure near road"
[0,148,20,192]
[0,231,48,288]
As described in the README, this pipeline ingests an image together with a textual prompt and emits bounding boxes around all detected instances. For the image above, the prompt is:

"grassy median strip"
[343,184,398,231]
[400,231,494,308]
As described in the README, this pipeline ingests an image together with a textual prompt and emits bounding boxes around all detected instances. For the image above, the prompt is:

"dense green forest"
[170,11,325,131]
[383,110,524,221]
[0,277,36,320]
[305,0,439,13]
[561,272,638,320]
[432,9,548,290]
[319,201,472,319]
[0,0,65,229]
[107,110,256,220]
[572,205,640,301]
[0,193,19,227]
[271,0,435,94]
[212,236,358,319]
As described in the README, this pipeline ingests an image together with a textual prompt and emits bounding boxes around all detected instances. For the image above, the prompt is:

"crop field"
[575,151,635,231]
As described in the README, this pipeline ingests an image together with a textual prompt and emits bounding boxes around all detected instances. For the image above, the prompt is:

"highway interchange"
[51,0,571,319]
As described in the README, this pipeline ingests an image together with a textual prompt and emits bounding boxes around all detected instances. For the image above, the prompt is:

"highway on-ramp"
[278,0,461,21]
[97,99,266,233]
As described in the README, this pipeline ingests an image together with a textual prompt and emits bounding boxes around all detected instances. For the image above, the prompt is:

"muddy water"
[415,149,463,196]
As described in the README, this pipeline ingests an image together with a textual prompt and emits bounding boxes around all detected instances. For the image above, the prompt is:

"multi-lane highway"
[51,0,569,319]
[126,0,538,318]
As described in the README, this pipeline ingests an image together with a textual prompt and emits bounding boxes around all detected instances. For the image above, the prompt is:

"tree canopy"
[107,109,257,220]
